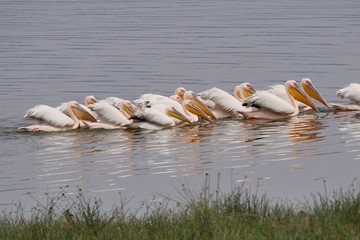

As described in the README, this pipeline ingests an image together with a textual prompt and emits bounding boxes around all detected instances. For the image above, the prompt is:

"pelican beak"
[72,104,97,122]
[167,107,192,124]
[175,87,186,100]
[289,85,319,112]
[302,82,331,109]
[122,102,137,119]
[242,86,256,99]
[234,88,242,100]
[190,97,218,120]
[184,100,213,122]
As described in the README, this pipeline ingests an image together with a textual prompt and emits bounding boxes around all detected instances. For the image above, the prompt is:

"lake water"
[1,0,360,213]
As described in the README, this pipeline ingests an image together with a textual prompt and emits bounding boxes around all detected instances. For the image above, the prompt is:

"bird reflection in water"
[288,114,325,143]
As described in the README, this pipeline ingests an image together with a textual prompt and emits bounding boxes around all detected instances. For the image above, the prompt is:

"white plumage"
[132,94,192,128]
[88,101,133,126]
[197,87,250,118]
[245,91,295,114]
[241,80,318,120]
[333,83,360,111]
[336,83,360,104]
[19,101,89,131]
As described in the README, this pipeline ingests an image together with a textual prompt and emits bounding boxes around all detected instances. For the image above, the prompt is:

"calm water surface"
[1,0,360,212]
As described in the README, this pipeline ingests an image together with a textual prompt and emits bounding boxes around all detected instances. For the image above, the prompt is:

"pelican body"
[197,87,253,119]
[19,101,94,132]
[333,83,360,110]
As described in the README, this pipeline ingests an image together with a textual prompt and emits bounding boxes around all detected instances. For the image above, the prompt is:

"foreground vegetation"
[1,178,360,239]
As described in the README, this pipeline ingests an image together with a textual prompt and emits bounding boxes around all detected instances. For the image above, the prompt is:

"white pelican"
[85,95,97,105]
[169,95,214,123]
[267,78,331,111]
[56,95,99,123]
[301,78,331,109]
[233,82,256,102]
[19,101,94,132]
[83,100,135,129]
[241,80,318,120]
[183,90,218,121]
[175,87,187,100]
[333,83,360,110]
[197,87,253,119]
[132,93,195,127]
[135,93,211,124]
[129,103,192,130]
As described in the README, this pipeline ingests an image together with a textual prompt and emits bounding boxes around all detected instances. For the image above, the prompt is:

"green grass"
[1,177,360,240]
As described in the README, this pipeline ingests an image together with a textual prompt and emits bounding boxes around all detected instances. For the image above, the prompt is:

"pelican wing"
[244,91,295,114]
[134,94,175,108]
[103,97,125,109]
[133,108,174,126]
[25,105,74,127]
[337,83,360,104]
[134,94,185,114]
[198,87,251,113]
[88,101,132,125]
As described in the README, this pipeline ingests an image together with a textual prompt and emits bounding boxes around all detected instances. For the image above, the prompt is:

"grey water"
[1,0,360,212]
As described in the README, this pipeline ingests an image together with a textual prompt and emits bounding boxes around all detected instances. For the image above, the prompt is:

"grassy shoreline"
[1,178,360,239]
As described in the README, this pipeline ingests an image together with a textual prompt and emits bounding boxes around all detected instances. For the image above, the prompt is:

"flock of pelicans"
[18,78,360,132]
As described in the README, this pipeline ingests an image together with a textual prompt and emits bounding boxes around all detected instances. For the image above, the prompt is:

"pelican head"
[166,106,192,124]
[169,94,184,104]
[234,82,256,101]
[175,87,187,100]
[120,100,138,119]
[183,91,218,120]
[301,78,331,109]
[71,101,97,122]
[286,80,319,112]
[85,95,97,105]
[183,99,213,122]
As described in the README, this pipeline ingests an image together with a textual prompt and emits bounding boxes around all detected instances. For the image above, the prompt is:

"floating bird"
[333,83,360,110]
[183,90,218,121]
[19,101,94,132]
[130,103,192,130]
[233,82,256,102]
[175,87,187,100]
[83,100,135,129]
[241,80,318,120]
[197,87,254,119]
[56,96,98,123]
[300,78,331,109]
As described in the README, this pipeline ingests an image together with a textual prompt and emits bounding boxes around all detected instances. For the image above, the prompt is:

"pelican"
[300,78,331,109]
[19,101,94,132]
[241,80,318,120]
[175,87,187,100]
[85,95,97,105]
[197,87,254,119]
[130,103,192,130]
[183,90,218,121]
[268,78,331,111]
[234,82,256,102]
[132,93,195,127]
[82,100,135,129]
[56,96,98,122]
[333,83,360,111]
[135,93,212,124]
